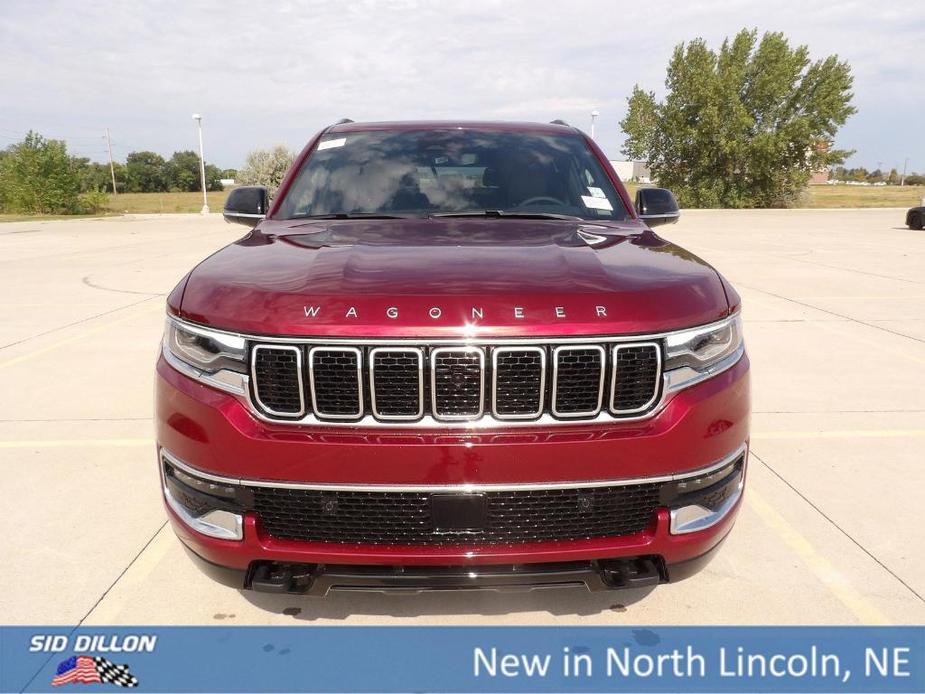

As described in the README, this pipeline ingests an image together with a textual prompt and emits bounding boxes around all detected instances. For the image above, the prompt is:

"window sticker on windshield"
[587,186,607,199]
[582,195,613,211]
[317,137,347,151]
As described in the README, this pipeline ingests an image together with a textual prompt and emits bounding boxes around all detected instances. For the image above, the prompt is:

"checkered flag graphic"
[94,657,139,688]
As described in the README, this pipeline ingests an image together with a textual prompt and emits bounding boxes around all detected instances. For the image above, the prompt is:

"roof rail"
[333,118,354,125]
[549,119,570,126]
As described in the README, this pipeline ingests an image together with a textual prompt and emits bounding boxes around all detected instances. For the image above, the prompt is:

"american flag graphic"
[51,656,139,688]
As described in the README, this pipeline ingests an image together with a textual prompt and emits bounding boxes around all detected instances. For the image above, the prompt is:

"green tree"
[124,151,167,192]
[237,145,295,197]
[204,163,224,191]
[621,29,856,208]
[165,150,201,191]
[0,131,81,214]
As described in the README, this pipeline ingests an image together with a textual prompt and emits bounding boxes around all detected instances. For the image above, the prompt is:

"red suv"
[156,120,749,595]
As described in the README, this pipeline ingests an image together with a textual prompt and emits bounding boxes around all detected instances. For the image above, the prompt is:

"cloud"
[0,0,922,170]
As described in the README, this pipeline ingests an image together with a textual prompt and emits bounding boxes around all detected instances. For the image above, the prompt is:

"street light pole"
[104,128,118,195]
[590,110,600,140]
[192,114,209,214]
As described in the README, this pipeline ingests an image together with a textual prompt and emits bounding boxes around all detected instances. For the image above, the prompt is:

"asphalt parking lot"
[1,208,923,625]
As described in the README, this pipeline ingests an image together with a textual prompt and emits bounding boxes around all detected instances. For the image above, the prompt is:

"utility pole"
[192,114,209,214]
[105,128,118,195]
[590,110,600,140]
[901,158,909,186]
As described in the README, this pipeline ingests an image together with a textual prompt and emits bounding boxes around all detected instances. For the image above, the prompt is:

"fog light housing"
[669,471,744,535]
[160,450,245,541]
[164,486,244,540]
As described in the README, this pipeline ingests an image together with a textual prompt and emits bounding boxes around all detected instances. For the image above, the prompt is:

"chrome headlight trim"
[664,313,744,394]
[164,317,247,374]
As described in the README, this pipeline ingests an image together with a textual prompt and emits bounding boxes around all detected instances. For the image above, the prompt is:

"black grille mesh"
[252,347,303,415]
[494,349,544,416]
[371,350,422,418]
[251,484,661,545]
[553,348,603,414]
[311,349,361,417]
[612,345,660,412]
[432,350,483,418]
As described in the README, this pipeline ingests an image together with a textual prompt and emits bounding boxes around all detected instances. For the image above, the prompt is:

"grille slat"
[551,346,604,417]
[309,347,363,419]
[251,345,305,416]
[611,343,661,413]
[370,348,424,420]
[251,484,660,545]
[431,348,485,420]
[492,347,545,419]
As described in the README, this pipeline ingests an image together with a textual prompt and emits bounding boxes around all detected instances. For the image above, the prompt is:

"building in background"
[609,160,651,184]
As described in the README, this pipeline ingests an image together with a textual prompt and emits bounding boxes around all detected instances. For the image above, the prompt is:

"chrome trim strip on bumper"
[160,443,747,494]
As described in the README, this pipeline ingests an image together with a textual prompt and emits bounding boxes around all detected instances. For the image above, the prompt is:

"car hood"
[177,218,731,337]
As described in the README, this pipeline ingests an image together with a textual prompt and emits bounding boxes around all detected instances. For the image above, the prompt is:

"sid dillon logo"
[51,656,139,688]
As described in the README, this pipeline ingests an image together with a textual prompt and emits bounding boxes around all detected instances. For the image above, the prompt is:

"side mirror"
[635,187,680,227]
[223,186,268,227]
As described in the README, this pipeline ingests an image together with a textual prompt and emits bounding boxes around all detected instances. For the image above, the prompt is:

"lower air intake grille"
[252,346,304,416]
[250,484,661,545]
[611,344,661,413]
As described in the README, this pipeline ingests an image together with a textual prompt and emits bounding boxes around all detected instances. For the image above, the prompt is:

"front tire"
[911,213,924,230]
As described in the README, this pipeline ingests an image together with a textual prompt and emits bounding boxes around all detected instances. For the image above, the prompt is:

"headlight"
[664,314,743,391]
[164,318,247,374]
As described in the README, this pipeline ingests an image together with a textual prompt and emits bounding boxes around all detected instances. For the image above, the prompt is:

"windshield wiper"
[430,209,582,221]
[289,212,409,220]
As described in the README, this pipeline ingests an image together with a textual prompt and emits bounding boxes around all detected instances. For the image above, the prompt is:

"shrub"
[76,190,111,214]
[237,145,296,197]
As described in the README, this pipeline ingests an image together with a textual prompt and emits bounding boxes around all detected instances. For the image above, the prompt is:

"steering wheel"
[516,195,567,208]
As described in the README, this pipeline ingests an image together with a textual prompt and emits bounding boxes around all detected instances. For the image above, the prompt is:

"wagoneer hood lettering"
[177,218,729,337]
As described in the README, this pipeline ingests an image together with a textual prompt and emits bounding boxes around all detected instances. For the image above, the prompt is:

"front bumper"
[156,351,749,591]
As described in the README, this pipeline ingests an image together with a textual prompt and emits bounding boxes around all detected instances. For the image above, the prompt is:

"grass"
[2,184,923,222]
[800,184,925,208]
[104,190,230,214]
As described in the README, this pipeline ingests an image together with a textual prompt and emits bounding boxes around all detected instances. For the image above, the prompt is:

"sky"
[1,0,923,172]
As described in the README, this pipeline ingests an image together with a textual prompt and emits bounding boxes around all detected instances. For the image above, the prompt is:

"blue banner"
[1,626,922,693]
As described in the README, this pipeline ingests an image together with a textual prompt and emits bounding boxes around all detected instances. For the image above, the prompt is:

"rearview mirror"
[223,186,268,228]
[635,188,680,227]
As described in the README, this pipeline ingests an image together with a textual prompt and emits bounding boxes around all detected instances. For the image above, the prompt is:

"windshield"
[275,129,630,221]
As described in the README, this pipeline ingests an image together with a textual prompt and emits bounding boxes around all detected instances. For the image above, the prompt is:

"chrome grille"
[370,348,424,420]
[492,347,545,419]
[248,340,662,424]
[551,346,605,417]
[309,347,363,419]
[431,347,485,420]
